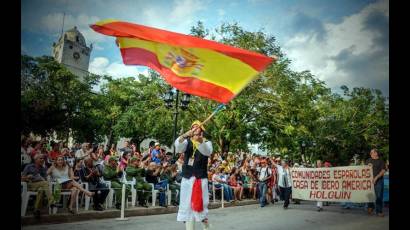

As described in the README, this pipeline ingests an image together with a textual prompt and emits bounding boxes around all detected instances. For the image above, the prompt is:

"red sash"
[191,178,203,212]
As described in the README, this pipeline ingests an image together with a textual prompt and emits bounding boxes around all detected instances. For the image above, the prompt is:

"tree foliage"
[21,21,389,164]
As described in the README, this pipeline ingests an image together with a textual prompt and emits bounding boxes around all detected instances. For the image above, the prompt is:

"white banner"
[290,166,376,202]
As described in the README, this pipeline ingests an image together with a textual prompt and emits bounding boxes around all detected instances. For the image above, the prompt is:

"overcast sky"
[21,0,389,97]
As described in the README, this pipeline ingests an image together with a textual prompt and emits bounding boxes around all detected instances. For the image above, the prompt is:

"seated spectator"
[229,168,243,201]
[109,143,118,157]
[91,146,105,166]
[47,156,94,214]
[119,151,131,171]
[151,143,162,165]
[103,157,131,209]
[21,139,32,170]
[212,167,234,202]
[146,162,168,207]
[79,157,109,211]
[227,154,235,169]
[64,149,76,168]
[21,154,55,218]
[75,143,92,160]
[244,169,257,200]
[29,141,43,160]
[176,153,184,173]
[125,157,150,207]
[220,160,230,173]
[161,164,180,206]
[119,140,133,155]
[210,157,220,170]
[48,142,61,161]
[73,159,83,182]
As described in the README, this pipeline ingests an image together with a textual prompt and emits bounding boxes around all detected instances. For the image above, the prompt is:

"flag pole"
[200,104,226,126]
[181,104,225,137]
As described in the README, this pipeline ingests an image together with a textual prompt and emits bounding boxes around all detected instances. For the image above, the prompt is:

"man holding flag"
[175,120,212,230]
[90,19,275,229]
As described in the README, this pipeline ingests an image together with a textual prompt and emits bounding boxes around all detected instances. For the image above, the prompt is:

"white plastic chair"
[212,181,224,204]
[148,182,171,206]
[121,171,137,207]
[82,180,114,210]
[21,182,38,216]
[48,180,79,214]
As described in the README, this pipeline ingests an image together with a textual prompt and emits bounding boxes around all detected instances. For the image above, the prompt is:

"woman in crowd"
[119,151,131,171]
[229,167,243,201]
[47,156,94,214]
[110,143,118,157]
[212,167,234,202]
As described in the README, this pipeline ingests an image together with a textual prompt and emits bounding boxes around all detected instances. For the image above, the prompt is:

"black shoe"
[317,207,323,212]
[68,208,76,214]
[93,205,104,211]
[140,200,149,208]
[283,206,288,209]
[271,200,275,204]
[33,209,41,219]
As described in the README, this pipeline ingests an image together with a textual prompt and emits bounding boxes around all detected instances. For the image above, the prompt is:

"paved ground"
[22,201,389,230]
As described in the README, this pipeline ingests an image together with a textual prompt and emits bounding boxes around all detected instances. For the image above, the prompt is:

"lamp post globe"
[163,88,191,157]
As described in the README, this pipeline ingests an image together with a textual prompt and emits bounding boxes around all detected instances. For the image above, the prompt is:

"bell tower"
[52,26,92,80]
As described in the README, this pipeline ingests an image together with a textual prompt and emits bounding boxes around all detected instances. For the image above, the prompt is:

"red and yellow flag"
[90,19,276,104]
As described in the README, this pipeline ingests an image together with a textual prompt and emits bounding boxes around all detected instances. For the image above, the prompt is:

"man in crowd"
[21,154,55,218]
[256,158,272,207]
[146,162,168,207]
[275,159,292,209]
[366,149,386,217]
[103,156,131,209]
[79,157,108,211]
[151,142,162,165]
[119,140,133,156]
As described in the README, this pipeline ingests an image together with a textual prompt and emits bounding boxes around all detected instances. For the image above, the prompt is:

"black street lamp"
[163,88,191,157]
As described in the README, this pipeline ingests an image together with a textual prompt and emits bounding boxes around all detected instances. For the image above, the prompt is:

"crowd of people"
[20,136,389,218]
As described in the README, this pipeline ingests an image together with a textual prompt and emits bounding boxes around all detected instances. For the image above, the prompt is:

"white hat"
[155,142,160,146]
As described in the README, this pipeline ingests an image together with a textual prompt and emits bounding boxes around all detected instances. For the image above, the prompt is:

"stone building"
[52,26,92,80]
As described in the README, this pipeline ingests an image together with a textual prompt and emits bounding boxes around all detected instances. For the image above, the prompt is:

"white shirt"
[75,149,87,159]
[276,165,292,188]
[249,160,254,168]
[51,166,71,184]
[256,166,272,182]
[212,173,227,185]
[174,138,213,157]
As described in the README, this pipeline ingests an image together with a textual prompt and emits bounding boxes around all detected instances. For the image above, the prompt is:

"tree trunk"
[218,138,230,153]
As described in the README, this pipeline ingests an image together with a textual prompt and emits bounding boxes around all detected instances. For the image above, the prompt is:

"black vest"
[182,139,209,179]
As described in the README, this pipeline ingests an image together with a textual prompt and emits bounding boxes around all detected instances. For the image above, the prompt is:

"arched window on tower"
[76,36,79,42]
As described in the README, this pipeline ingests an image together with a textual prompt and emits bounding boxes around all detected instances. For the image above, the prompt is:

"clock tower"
[52,26,92,80]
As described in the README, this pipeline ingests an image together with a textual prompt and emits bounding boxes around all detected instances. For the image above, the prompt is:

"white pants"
[177,177,209,222]
[317,201,323,208]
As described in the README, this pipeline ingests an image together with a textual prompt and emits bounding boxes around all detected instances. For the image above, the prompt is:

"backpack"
[258,167,271,182]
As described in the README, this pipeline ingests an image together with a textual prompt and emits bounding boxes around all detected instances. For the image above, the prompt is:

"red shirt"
[48,151,61,160]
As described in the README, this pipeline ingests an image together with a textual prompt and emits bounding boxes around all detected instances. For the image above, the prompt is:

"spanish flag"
[90,19,276,104]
